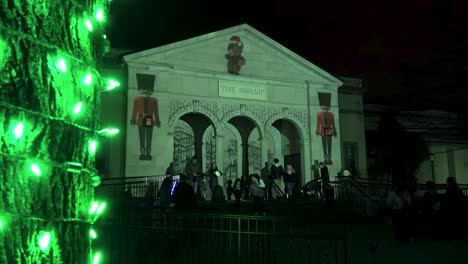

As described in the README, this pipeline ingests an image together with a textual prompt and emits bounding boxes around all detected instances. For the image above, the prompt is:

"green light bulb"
[84,73,93,85]
[89,140,97,154]
[85,19,93,31]
[0,220,3,229]
[13,122,24,139]
[73,102,83,115]
[30,164,41,176]
[103,34,107,39]
[106,79,120,91]
[38,231,51,251]
[90,229,97,239]
[89,202,99,214]
[56,58,67,73]
[106,128,119,135]
[95,9,104,21]
[96,202,106,215]
[98,128,119,136]
[93,252,102,264]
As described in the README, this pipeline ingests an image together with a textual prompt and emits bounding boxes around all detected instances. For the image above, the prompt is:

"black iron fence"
[344,177,468,198]
[333,178,380,217]
[96,175,169,199]
[95,208,348,264]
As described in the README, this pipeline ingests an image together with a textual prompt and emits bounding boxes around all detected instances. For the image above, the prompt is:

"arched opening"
[271,119,304,184]
[172,113,216,174]
[224,124,242,181]
[228,116,262,177]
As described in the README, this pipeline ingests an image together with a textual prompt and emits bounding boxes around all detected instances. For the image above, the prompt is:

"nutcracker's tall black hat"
[318,92,331,107]
[136,73,155,92]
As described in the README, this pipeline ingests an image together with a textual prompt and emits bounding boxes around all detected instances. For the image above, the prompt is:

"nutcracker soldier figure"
[130,73,160,160]
[316,93,337,165]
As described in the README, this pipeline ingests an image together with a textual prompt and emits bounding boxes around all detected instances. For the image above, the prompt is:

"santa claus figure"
[225,35,246,75]
[130,73,160,160]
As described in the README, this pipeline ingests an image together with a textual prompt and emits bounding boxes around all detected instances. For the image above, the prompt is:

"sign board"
[218,80,267,101]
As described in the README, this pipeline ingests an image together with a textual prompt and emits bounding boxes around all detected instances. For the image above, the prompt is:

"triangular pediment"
[124,24,342,85]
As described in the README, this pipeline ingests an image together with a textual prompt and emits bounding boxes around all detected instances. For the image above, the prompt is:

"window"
[343,142,358,176]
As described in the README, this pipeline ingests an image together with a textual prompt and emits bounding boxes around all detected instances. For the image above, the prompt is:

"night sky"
[107,0,468,113]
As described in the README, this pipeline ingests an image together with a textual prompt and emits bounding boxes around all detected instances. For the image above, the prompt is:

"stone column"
[242,142,249,177]
[215,134,224,190]
[302,139,312,184]
[261,136,269,164]
[193,131,204,166]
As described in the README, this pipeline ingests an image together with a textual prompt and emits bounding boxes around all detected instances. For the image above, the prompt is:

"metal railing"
[95,208,348,264]
[334,177,380,217]
[97,175,170,199]
[347,177,468,197]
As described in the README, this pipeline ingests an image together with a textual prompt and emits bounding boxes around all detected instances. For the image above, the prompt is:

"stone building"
[99,24,369,186]
[365,105,468,184]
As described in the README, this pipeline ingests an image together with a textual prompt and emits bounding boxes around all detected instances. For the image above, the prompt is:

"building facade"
[120,24,351,185]
[365,105,468,184]
[338,77,368,178]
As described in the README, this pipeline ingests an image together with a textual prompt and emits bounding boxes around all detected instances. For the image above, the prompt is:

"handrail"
[346,177,468,196]
[102,175,168,181]
[111,206,343,222]
[336,177,378,201]
[100,180,147,186]
[335,177,380,217]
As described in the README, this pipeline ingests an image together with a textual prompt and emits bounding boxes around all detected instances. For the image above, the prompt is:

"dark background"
[107,0,468,113]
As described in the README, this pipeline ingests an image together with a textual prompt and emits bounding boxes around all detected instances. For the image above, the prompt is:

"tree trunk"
[0,0,109,263]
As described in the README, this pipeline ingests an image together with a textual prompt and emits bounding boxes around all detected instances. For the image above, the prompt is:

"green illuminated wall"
[0,1,112,263]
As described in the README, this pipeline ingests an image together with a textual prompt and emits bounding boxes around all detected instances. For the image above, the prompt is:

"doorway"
[284,153,302,185]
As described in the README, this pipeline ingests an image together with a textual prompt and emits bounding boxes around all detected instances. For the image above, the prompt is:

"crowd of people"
[149,156,337,215]
[385,176,468,244]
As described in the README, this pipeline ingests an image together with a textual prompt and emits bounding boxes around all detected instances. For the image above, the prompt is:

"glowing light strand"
[0,152,101,181]
[38,231,51,251]
[13,122,24,139]
[1,101,120,135]
[0,211,93,224]
[0,100,95,132]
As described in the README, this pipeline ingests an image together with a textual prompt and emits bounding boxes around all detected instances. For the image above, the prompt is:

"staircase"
[334,177,381,218]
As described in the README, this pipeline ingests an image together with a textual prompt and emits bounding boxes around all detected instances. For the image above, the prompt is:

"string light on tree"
[84,73,93,85]
[95,9,104,22]
[97,128,119,135]
[38,231,51,251]
[96,203,106,215]
[13,122,24,139]
[105,79,120,91]
[30,164,41,176]
[89,201,106,216]
[93,252,102,264]
[85,19,93,31]
[89,140,97,154]
[89,229,97,239]
[73,102,83,115]
[89,202,99,214]
[56,58,67,73]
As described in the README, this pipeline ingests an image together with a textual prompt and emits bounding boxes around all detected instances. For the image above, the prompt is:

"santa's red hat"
[229,35,241,43]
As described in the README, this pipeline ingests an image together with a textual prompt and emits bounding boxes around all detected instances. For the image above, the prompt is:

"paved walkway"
[347,224,468,264]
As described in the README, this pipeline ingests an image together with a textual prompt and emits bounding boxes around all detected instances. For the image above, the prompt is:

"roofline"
[424,138,468,144]
[124,24,343,86]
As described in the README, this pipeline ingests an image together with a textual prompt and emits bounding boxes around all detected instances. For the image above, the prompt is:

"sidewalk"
[347,224,468,264]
